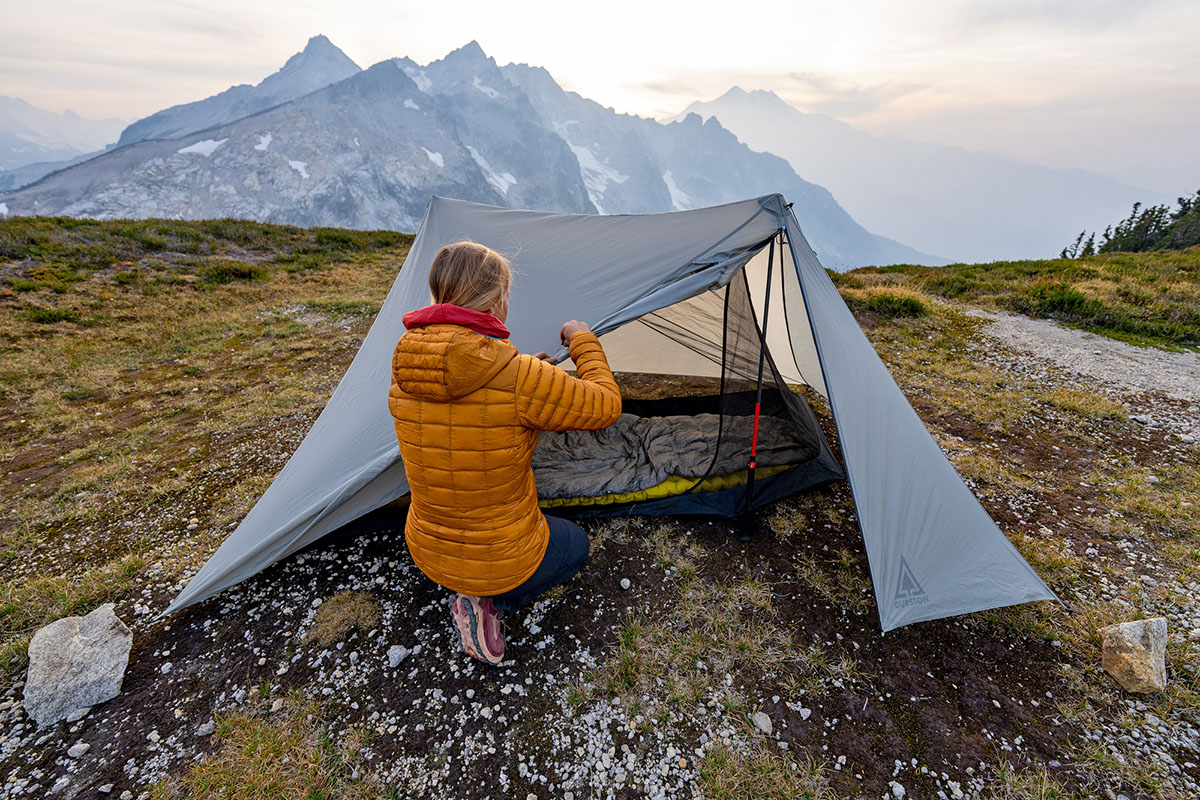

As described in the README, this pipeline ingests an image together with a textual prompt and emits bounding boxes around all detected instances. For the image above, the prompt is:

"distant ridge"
[1,38,939,269]
[116,35,362,146]
[681,87,1163,262]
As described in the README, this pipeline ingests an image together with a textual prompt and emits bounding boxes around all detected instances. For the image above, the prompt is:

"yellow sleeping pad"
[538,464,793,509]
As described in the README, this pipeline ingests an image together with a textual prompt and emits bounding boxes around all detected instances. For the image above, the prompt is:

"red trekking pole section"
[749,402,761,470]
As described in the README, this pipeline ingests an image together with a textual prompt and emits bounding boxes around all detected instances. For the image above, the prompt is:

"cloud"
[784,73,927,117]
[954,0,1167,32]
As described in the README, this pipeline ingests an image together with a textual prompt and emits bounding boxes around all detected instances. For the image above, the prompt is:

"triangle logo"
[893,556,928,608]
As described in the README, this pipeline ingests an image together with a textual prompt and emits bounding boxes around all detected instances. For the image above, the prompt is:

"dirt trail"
[968,308,1200,406]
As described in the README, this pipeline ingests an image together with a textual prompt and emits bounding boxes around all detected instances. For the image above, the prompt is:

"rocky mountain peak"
[265,34,361,90]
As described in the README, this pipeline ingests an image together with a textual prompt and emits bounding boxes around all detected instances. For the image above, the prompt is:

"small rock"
[1145,475,1160,485]
[387,645,410,668]
[160,662,172,675]
[751,711,773,735]
[66,706,91,723]
[889,780,906,799]
[98,784,114,794]
[1131,414,1153,426]
[1099,618,1168,693]
[271,698,284,712]
[619,578,631,590]
[121,792,133,800]
[66,741,89,758]
[1180,433,1196,444]
[23,603,133,727]
[196,720,215,737]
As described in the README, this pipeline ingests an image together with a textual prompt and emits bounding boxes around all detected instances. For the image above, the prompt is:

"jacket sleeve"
[515,331,622,432]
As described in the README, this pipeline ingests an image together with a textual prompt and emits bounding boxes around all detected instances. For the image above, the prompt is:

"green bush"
[1022,280,1095,316]
[201,260,269,284]
[23,307,81,324]
[858,291,928,318]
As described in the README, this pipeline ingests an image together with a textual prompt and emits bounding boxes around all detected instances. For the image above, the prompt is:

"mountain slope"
[682,88,1163,262]
[116,35,362,146]
[503,64,940,268]
[2,39,938,268]
[1,61,517,231]
[0,97,124,171]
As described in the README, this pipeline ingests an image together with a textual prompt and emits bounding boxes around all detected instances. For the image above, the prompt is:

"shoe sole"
[453,596,502,665]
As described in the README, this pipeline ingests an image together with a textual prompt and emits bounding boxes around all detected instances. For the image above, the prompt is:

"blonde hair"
[428,241,511,312]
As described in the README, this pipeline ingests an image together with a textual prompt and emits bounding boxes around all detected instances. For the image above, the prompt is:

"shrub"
[844,287,929,318]
[1021,280,1095,316]
[23,307,81,324]
[201,260,269,284]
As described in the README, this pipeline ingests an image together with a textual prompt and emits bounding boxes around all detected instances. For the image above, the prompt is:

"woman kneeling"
[389,242,621,664]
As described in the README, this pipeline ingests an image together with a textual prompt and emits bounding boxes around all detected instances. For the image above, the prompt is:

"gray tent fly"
[167,194,1055,632]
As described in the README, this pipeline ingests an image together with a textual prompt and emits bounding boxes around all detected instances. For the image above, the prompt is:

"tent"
[167,194,1055,632]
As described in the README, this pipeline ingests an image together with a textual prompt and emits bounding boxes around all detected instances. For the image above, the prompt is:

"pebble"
[65,707,90,723]
[619,578,631,590]
[1145,475,1161,485]
[890,780,907,798]
[98,784,114,794]
[751,711,773,735]
[66,741,89,758]
[387,645,410,667]
[196,720,215,737]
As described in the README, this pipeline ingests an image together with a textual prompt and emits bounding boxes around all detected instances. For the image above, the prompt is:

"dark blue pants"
[490,515,589,613]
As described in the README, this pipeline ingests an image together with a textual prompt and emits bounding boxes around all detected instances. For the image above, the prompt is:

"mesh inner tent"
[552,245,843,518]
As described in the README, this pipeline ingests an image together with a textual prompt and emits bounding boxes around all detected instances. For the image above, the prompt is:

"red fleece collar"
[401,303,511,339]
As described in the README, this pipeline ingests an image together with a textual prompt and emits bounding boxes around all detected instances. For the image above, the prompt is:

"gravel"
[967,309,1200,405]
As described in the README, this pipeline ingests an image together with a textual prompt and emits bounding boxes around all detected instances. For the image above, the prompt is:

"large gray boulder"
[24,603,132,727]
[1099,617,1167,694]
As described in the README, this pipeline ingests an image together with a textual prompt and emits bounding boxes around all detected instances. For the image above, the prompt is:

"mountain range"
[681,88,1162,263]
[0,37,933,268]
[0,96,126,187]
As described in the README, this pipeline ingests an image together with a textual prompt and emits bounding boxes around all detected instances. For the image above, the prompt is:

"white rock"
[1099,618,1168,693]
[98,784,114,794]
[66,741,89,758]
[890,780,906,798]
[387,645,410,668]
[620,578,631,590]
[23,603,132,727]
[160,662,172,674]
[65,706,91,723]
[196,719,215,737]
[751,711,773,735]
[1145,475,1160,485]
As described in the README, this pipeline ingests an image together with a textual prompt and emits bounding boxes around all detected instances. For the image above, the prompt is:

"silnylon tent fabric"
[166,194,1055,631]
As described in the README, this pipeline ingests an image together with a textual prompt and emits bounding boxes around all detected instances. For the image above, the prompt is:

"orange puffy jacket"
[389,304,622,596]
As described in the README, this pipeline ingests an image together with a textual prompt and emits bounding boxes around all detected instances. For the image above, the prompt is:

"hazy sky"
[4,0,1198,191]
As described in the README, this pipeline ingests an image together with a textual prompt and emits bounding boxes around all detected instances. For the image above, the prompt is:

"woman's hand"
[560,320,592,347]
[533,352,558,364]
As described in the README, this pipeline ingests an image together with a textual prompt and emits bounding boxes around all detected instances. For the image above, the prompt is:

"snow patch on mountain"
[288,160,309,178]
[177,138,228,157]
[404,99,419,110]
[402,66,432,92]
[254,133,272,152]
[422,148,444,168]
[662,171,691,211]
[473,76,500,99]
[466,145,517,197]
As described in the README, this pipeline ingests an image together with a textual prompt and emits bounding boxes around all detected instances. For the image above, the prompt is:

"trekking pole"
[740,230,779,539]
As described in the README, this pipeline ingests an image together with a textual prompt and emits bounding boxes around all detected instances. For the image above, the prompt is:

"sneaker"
[451,594,505,665]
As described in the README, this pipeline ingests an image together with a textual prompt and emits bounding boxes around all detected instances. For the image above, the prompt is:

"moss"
[306,591,380,645]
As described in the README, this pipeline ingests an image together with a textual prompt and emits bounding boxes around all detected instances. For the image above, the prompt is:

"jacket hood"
[402,304,510,338]
[393,305,516,401]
